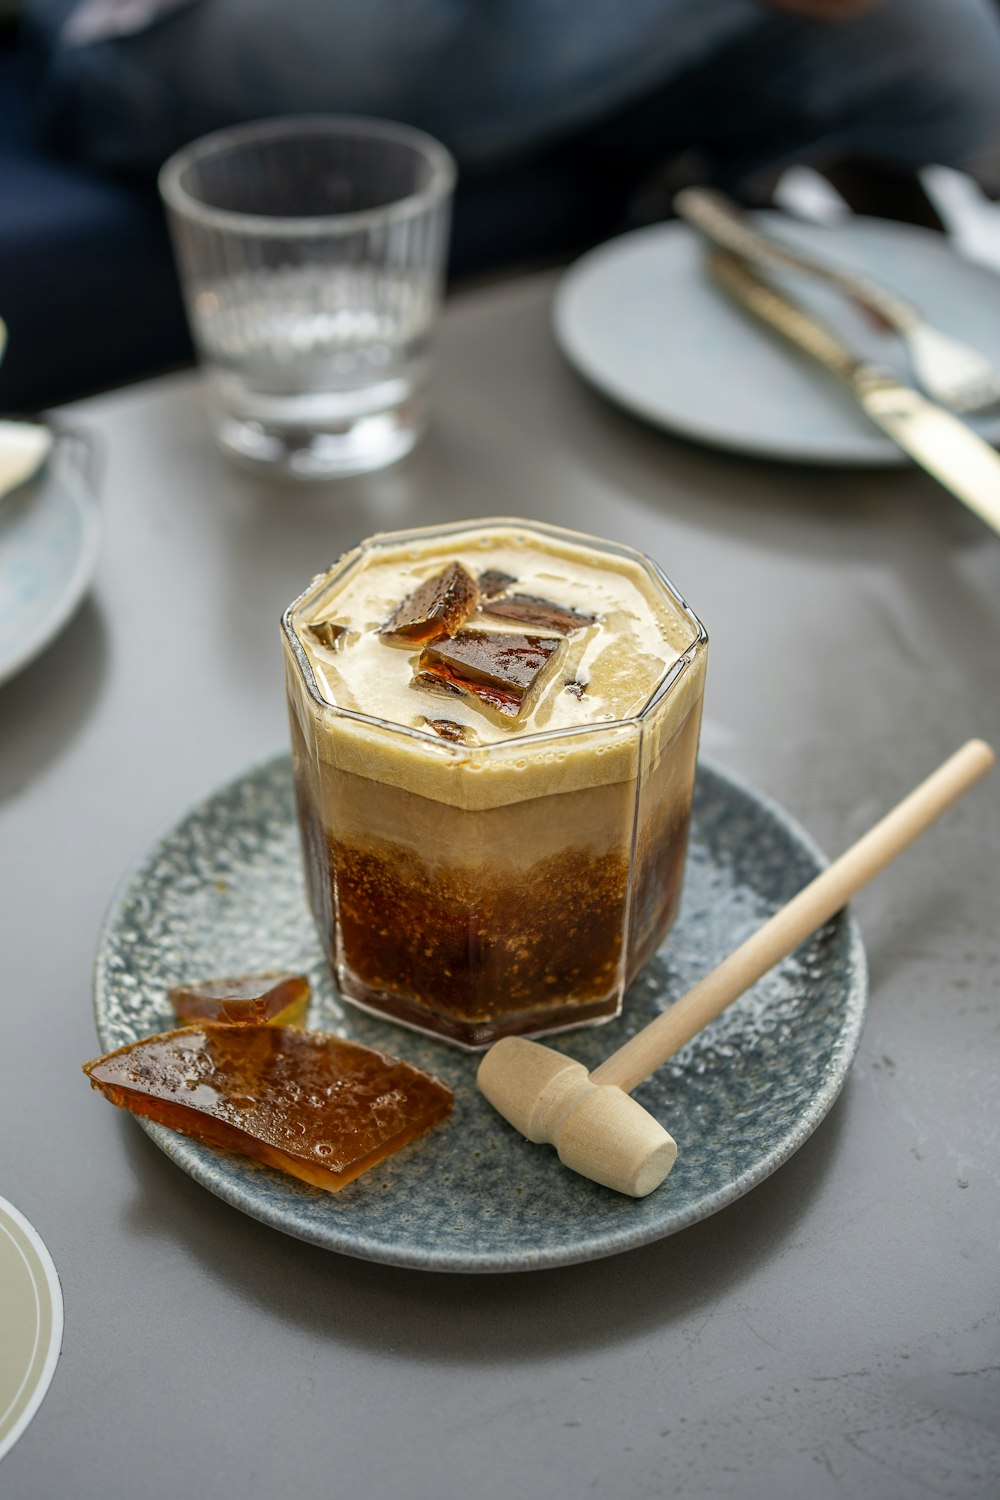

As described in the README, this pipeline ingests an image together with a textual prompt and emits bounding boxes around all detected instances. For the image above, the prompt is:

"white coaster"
[0,1195,64,1462]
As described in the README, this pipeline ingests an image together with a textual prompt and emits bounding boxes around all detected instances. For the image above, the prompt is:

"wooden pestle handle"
[591,739,994,1094]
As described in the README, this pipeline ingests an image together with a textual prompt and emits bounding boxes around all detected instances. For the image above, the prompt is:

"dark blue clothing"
[22,0,1000,181]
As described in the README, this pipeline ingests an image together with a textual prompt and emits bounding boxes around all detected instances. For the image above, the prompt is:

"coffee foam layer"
[284,521,706,809]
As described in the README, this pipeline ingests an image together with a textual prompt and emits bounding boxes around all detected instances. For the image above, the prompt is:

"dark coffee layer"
[331,835,628,1026]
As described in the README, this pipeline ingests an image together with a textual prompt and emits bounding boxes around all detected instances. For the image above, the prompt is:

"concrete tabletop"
[1,271,998,1499]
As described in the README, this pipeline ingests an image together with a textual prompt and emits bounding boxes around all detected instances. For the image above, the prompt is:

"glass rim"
[158,113,457,237]
[281,516,709,750]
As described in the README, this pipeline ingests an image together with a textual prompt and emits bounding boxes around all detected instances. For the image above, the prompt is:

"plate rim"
[553,215,1000,467]
[0,431,102,688]
[91,750,868,1274]
[0,1194,65,1462]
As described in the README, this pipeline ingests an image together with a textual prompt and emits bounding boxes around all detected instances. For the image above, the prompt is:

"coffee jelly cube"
[417,629,561,717]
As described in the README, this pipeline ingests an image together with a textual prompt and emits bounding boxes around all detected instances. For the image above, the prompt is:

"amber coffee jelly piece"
[308,620,347,651]
[83,1026,453,1191]
[170,971,311,1027]
[379,560,478,643]
[480,592,595,635]
[418,629,562,717]
[283,519,708,1048]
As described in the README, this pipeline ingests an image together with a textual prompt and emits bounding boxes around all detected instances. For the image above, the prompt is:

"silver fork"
[675,187,1000,415]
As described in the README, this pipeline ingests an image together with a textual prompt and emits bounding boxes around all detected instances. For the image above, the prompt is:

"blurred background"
[3,0,1000,413]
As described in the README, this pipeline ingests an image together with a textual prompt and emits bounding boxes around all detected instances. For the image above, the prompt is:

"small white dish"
[553,216,1000,465]
[0,428,101,688]
[0,1194,64,1462]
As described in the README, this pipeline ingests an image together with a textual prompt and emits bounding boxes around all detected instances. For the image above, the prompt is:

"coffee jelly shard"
[477,569,517,599]
[380,561,479,644]
[170,972,311,1028]
[417,629,561,718]
[83,1025,453,1193]
[412,670,465,699]
[308,619,347,651]
[481,593,595,635]
[422,718,479,745]
[564,678,587,700]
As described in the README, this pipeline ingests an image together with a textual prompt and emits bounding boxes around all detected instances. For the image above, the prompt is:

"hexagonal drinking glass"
[282,519,708,1048]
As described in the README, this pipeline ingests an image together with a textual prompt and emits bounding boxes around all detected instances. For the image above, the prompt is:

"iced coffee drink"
[282,519,707,1048]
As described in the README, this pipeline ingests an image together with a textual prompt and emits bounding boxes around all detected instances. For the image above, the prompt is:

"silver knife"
[707,248,1000,536]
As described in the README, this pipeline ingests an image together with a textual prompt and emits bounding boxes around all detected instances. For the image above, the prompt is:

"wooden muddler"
[477,739,994,1197]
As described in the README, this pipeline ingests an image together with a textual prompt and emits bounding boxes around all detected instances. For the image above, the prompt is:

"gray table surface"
[2,271,998,1500]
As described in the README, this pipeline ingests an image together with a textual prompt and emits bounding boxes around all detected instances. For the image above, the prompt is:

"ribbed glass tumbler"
[159,116,456,478]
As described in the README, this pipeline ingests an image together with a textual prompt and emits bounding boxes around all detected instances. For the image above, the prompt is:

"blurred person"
[8,0,998,408]
[21,0,1000,200]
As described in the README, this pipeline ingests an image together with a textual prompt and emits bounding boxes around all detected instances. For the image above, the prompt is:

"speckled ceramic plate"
[0,426,101,687]
[554,216,1000,465]
[92,754,866,1273]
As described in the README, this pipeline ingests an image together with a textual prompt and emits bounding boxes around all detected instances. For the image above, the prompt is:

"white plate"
[0,427,101,687]
[553,216,1000,465]
[0,1195,63,1462]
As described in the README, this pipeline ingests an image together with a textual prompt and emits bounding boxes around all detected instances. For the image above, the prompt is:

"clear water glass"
[159,116,455,478]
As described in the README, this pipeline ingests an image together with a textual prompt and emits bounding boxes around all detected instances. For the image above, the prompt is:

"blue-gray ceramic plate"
[0,426,101,687]
[554,216,1000,465]
[92,754,866,1273]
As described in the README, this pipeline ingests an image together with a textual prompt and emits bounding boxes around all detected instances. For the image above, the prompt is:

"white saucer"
[0,428,101,687]
[553,216,1000,466]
